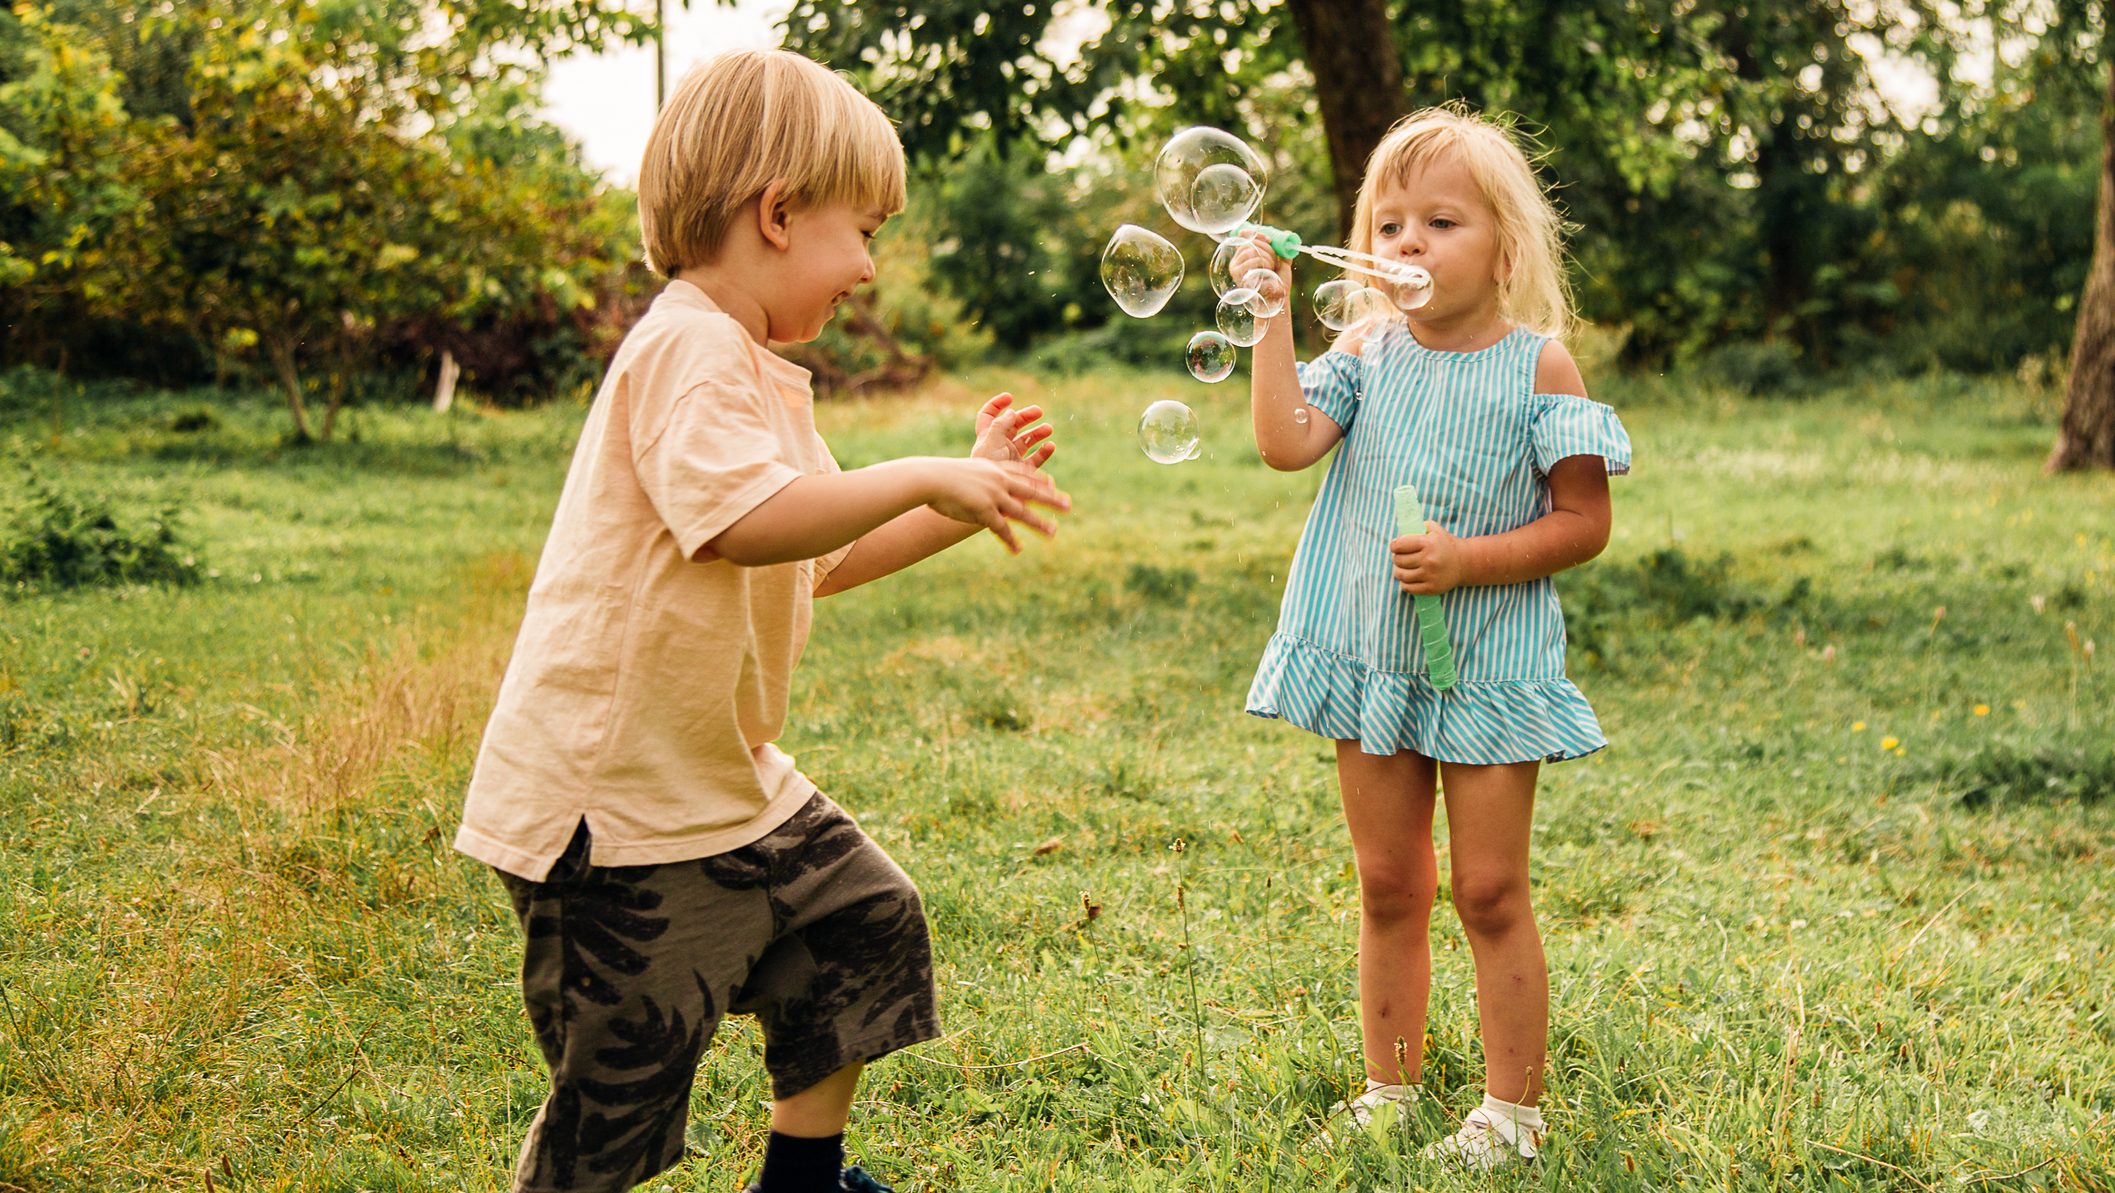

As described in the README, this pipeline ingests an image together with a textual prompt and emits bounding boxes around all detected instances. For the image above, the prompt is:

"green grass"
[2,362,2111,1191]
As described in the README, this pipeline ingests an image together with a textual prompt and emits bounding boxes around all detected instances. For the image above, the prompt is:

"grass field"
[2,361,2111,1191]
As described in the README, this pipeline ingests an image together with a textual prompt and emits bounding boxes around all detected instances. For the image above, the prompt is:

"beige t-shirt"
[455,281,852,881]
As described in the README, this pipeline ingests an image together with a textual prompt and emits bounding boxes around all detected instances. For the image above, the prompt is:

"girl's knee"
[1450,873,1531,935]
[1359,865,1439,923]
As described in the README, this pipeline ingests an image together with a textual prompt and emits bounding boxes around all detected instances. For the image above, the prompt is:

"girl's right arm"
[1232,234,1346,472]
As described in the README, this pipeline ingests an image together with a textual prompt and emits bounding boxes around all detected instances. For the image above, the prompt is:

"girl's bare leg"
[1439,760,1545,1105]
[1335,742,1440,1085]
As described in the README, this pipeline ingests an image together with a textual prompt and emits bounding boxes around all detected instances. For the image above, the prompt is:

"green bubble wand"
[1393,483,1457,692]
[1236,221,1433,294]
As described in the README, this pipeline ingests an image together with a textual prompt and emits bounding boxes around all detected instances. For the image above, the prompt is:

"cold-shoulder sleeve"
[1296,350,1362,431]
[1528,392,1632,477]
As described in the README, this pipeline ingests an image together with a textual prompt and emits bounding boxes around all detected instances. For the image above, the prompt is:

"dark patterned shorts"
[496,793,941,1193]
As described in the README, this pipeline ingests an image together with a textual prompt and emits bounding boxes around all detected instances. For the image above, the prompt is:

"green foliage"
[0,0,648,430]
[0,469,202,591]
[1930,742,2115,807]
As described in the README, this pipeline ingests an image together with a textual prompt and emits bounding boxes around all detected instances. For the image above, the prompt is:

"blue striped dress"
[1246,322,1632,764]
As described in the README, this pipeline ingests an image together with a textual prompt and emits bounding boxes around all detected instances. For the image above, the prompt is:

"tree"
[2053,59,2115,469]
[778,0,1405,239]
[2053,11,2115,470]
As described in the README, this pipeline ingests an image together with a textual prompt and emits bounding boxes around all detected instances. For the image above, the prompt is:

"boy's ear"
[756,179,794,251]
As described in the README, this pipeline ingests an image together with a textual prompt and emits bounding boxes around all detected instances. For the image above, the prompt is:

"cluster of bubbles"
[1100,125,1432,463]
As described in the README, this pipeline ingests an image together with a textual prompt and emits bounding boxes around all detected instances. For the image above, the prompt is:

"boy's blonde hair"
[639,50,907,277]
[1349,105,1572,339]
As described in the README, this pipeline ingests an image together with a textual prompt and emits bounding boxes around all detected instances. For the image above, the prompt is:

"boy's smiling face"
[767,201,889,343]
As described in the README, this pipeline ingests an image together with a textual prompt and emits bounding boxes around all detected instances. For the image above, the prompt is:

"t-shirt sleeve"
[633,379,802,560]
[1296,350,1363,431]
[1528,392,1632,477]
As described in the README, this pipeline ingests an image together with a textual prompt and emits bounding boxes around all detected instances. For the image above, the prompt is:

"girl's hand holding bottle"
[1392,521,1467,595]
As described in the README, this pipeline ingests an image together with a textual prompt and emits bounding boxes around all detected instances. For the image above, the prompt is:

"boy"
[454,49,1070,1193]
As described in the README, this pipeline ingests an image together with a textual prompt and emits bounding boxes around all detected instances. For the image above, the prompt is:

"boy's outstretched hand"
[928,394,1069,554]
[972,392,1057,469]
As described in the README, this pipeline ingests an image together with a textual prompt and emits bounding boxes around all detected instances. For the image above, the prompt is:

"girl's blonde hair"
[1349,105,1572,338]
[639,50,907,277]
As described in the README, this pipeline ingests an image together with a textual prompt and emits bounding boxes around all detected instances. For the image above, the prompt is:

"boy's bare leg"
[1439,760,1546,1106]
[770,1062,863,1137]
[1335,742,1441,1086]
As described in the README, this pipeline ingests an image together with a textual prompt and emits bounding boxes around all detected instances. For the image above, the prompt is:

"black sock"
[757,1129,843,1193]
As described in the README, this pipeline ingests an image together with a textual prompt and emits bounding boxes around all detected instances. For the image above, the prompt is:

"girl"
[1231,106,1630,1169]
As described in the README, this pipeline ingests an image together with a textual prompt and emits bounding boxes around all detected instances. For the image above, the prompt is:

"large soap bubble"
[1100,225,1185,318]
[1156,127,1269,236]
[1138,399,1201,464]
[1185,330,1237,382]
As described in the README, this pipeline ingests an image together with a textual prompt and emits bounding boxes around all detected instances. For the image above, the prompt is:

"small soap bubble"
[1292,405,1310,425]
[1381,263,1434,312]
[1099,224,1185,318]
[1215,294,1264,347]
[1155,127,1270,236]
[1185,330,1237,382]
[1209,237,1244,296]
[1137,399,1201,464]
[1312,278,1363,331]
[1241,268,1287,317]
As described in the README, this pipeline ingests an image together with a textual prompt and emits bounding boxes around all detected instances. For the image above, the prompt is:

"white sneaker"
[1317,1082,1417,1145]
[1422,1105,1543,1169]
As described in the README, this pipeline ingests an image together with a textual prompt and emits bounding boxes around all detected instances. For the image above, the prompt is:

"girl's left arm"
[1391,342,1612,594]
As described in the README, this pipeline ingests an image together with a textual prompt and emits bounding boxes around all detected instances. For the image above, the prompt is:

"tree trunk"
[2050,47,2115,472]
[264,332,314,442]
[1284,0,1412,241]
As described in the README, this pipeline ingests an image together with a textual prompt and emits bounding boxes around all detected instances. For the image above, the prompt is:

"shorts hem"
[767,1014,945,1100]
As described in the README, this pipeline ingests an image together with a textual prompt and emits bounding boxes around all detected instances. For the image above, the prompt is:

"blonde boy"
[455,50,1069,1193]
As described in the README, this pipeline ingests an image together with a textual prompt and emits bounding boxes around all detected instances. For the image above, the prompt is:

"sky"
[540,0,790,185]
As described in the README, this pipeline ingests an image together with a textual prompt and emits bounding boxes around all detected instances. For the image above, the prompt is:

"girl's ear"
[756,179,794,251]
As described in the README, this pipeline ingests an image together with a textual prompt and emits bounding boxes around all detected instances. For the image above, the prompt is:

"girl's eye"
[1431,218,1456,230]
[1379,222,1402,236]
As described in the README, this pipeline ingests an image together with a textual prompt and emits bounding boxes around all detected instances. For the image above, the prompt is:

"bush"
[1696,339,1809,398]
[0,470,204,591]
[1927,743,2115,808]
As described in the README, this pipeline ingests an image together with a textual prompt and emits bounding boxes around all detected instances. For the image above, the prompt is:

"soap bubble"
[1189,165,1260,235]
[1185,330,1237,382]
[1138,399,1201,464]
[1209,237,1244,297]
[1293,405,1310,425]
[1100,224,1184,318]
[1156,127,1269,236]
[1312,278,1363,331]
[1379,263,1434,312]
[1216,293,1264,346]
[1241,267,1287,317]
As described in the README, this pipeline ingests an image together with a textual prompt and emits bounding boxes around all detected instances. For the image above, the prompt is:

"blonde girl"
[1232,106,1631,1168]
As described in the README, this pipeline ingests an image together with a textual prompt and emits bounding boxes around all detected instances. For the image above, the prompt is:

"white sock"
[1480,1092,1543,1132]
[1365,1078,1414,1098]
